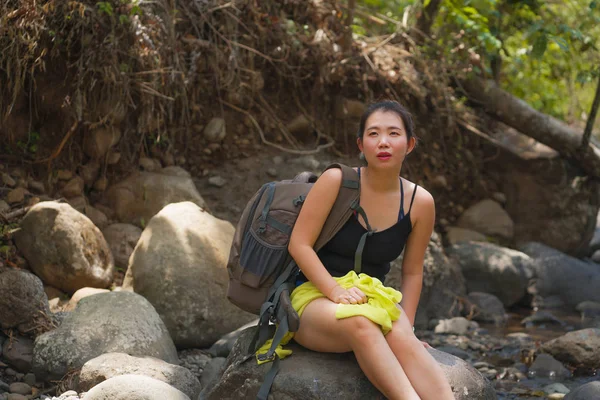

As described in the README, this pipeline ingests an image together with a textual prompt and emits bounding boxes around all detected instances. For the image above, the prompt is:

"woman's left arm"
[399,188,436,326]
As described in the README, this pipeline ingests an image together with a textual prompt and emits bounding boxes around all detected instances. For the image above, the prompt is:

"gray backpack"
[226,163,373,399]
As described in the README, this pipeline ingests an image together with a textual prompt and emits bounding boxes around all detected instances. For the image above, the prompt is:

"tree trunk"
[580,75,600,153]
[414,0,443,42]
[460,77,600,179]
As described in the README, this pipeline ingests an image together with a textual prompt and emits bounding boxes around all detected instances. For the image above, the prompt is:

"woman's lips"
[377,152,391,160]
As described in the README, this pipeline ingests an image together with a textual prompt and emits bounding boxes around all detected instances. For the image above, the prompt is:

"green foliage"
[350,0,600,125]
[17,131,40,155]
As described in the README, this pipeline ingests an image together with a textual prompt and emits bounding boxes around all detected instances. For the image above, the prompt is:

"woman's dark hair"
[357,100,416,143]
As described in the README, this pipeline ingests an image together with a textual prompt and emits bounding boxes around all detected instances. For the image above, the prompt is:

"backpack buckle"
[257,219,267,234]
[292,195,306,207]
[257,352,276,362]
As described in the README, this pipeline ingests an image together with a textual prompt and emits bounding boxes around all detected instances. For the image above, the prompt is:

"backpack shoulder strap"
[313,163,360,252]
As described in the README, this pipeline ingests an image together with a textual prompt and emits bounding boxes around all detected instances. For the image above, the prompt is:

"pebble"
[273,156,284,164]
[6,394,27,400]
[547,394,566,400]
[208,176,227,188]
[266,168,278,178]
[6,188,26,204]
[22,373,35,387]
[8,383,30,395]
[1,173,16,187]
[0,380,9,391]
[544,382,570,394]
[5,369,16,377]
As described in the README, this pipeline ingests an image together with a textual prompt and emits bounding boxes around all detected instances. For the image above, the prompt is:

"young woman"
[287,101,455,399]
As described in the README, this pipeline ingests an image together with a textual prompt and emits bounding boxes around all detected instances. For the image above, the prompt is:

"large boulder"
[540,328,600,370]
[14,201,114,293]
[447,242,534,307]
[519,242,600,307]
[456,199,514,240]
[495,152,599,255]
[387,232,466,328]
[201,328,496,400]
[564,381,600,400]
[78,353,200,399]
[84,374,190,400]
[101,223,142,270]
[122,202,254,348]
[32,291,178,380]
[102,167,206,227]
[0,270,50,333]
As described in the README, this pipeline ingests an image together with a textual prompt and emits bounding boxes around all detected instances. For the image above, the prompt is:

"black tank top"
[297,171,418,285]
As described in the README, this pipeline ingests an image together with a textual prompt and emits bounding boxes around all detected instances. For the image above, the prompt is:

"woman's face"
[357,110,415,169]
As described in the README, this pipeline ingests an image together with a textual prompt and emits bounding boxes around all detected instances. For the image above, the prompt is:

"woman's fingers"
[347,287,367,303]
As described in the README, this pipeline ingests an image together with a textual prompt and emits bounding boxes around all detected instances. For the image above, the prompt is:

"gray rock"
[445,227,487,245]
[201,328,495,400]
[14,201,114,294]
[122,202,255,348]
[208,176,226,188]
[84,374,190,400]
[2,335,34,373]
[200,357,227,392]
[434,346,470,360]
[32,292,178,380]
[456,199,514,240]
[434,317,477,335]
[467,292,506,324]
[529,354,571,379]
[102,168,206,227]
[543,383,571,395]
[22,373,35,387]
[207,319,258,357]
[520,242,600,307]
[388,232,466,329]
[564,381,600,400]
[447,242,534,307]
[204,118,226,143]
[0,270,51,333]
[8,383,30,396]
[541,328,600,369]
[78,353,200,399]
[101,224,142,271]
[521,310,566,328]
[6,394,27,400]
[0,380,9,391]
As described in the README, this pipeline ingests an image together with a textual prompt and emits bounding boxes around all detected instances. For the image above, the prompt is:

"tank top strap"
[399,178,405,220]
[408,184,418,214]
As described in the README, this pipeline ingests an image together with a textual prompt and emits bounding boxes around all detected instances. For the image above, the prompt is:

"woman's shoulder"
[402,178,435,213]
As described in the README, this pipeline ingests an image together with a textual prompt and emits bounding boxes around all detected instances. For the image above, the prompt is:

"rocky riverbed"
[1,152,600,399]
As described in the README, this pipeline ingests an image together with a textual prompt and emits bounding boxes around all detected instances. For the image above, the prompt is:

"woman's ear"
[356,137,363,153]
[406,136,416,155]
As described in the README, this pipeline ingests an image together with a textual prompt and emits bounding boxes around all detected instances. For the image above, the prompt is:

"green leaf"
[424,0,431,7]
[591,1,598,10]
[531,34,548,58]
[551,36,569,51]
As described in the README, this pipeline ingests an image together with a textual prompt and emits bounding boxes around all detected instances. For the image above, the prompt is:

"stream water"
[480,307,599,399]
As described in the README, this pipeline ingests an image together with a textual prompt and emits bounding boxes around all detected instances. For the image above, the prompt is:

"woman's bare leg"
[294,298,420,400]
[385,306,454,400]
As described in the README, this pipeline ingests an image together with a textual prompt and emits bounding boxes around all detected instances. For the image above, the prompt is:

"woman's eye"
[368,131,378,136]
[391,131,401,136]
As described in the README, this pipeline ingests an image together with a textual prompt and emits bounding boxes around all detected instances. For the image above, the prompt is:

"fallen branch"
[460,77,600,179]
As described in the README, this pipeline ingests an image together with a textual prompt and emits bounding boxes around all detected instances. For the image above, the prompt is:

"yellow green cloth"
[256,270,403,364]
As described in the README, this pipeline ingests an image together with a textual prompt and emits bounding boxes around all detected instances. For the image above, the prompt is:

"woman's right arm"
[288,168,364,304]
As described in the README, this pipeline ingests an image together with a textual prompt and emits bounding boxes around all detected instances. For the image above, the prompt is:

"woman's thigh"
[293,297,354,353]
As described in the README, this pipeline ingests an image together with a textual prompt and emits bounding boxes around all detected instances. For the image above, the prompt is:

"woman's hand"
[328,285,367,304]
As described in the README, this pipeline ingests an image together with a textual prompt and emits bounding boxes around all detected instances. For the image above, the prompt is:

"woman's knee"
[342,316,381,343]
[386,321,419,349]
